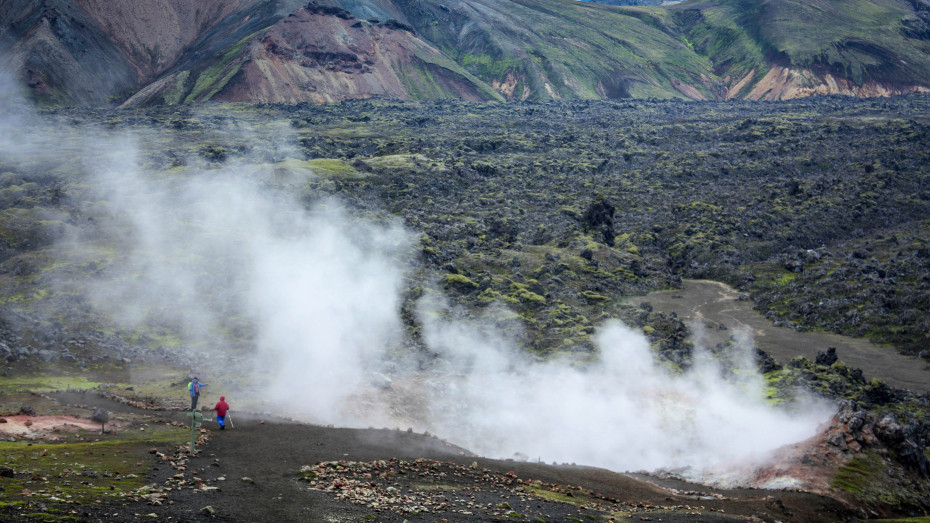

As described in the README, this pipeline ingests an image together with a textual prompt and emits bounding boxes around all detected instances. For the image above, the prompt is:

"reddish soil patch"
[0,414,118,440]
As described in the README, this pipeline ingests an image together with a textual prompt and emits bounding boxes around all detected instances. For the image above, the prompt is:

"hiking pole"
[227,412,234,429]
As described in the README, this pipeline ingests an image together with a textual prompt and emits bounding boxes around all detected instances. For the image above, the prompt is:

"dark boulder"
[815,347,838,366]
[754,348,782,373]
[581,196,616,246]
[861,379,896,405]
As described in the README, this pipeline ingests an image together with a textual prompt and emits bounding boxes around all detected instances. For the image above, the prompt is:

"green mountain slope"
[392,0,718,99]
[2,0,930,105]
[676,0,930,98]
[191,0,930,102]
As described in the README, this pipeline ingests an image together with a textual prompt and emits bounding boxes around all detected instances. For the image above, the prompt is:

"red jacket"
[213,399,229,416]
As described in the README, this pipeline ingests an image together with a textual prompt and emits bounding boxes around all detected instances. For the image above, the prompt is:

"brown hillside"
[126,4,499,105]
[71,0,263,78]
[0,0,138,105]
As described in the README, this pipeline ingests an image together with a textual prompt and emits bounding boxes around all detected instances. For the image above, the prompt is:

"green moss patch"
[0,425,188,510]
[833,452,929,510]
[444,273,480,291]
[0,376,108,394]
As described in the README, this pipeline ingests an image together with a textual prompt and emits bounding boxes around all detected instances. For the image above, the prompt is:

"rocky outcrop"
[815,347,838,366]
[745,400,930,516]
[582,197,617,247]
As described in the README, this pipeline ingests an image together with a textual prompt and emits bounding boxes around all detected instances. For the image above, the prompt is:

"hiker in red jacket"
[213,396,230,430]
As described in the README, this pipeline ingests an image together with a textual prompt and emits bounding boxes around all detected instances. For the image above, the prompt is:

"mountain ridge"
[124,4,502,105]
[1,0,929,105]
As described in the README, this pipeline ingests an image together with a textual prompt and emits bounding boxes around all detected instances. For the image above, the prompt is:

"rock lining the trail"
[298,457,720,520]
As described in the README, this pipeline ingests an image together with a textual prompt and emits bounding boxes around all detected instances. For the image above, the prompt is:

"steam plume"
[0,71,833,480]
[411,298,831,477]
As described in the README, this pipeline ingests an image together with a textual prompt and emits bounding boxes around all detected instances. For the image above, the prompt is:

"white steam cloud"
[0,67,833,481]
[74,132,414,426]
[412,299,831,478]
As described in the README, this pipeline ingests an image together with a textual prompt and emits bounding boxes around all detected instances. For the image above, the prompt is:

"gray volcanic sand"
[41,391,849,523]
[625,279,930,393]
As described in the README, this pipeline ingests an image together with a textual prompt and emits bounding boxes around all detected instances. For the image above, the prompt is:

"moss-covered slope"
[675,0,930,98]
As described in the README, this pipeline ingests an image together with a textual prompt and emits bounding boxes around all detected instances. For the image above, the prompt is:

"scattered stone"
[298,458,614,519]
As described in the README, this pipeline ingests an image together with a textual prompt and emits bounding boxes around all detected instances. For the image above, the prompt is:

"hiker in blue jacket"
[188,376,207,410]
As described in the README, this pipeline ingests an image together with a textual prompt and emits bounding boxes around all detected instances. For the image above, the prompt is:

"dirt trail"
[626,279,930,393]
[39,392,851,522]
[129,413,850,522]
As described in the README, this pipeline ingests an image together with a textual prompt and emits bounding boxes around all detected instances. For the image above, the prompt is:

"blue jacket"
[188,381,206,396]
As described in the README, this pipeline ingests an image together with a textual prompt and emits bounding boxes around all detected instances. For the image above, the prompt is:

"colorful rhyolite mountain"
[1,0,929,106]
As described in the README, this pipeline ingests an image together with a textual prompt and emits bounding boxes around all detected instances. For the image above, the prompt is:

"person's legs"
[191,395,198,410]
[217,415,225,429]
